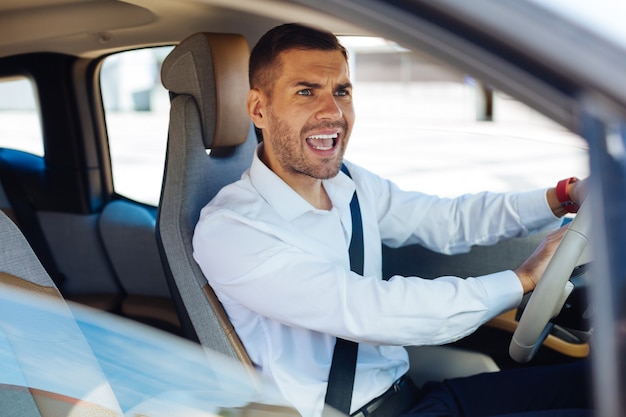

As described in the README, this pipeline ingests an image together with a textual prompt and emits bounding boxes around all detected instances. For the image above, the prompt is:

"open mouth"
[305,133,339,151]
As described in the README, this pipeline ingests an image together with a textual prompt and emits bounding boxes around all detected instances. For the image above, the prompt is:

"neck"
[270,163,332,210]
[259,143,333,210]
[292,179,332,210]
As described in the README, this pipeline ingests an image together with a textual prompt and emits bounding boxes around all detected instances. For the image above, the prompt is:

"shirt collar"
[249,144,356,222]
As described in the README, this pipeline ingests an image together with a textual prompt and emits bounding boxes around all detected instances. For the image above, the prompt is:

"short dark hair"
[249,23,348,94]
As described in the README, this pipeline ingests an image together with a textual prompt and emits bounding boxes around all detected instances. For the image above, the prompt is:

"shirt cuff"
[479,270,524,315]
[515,188,561,231]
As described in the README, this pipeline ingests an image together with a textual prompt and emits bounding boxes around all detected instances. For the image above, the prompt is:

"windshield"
[0,286,290,416]
[532,0,626,47]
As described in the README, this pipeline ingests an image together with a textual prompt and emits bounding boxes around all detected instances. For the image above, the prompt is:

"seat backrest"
[157,33,257,366]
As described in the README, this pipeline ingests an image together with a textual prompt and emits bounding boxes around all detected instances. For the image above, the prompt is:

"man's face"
[250,48,355,186]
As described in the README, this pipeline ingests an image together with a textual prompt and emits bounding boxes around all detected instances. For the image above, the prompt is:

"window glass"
[101,40,588,206]
[0,77,44,156]
[101,46,173,206]
[340,37,589,197]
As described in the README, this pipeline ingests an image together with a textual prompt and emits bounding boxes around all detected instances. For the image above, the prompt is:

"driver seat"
[156,32,257,366]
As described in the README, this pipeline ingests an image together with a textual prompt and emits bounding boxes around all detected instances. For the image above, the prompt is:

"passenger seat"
[0,209,123,416]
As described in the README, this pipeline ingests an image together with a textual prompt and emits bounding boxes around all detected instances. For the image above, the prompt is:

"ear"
[247,88,267,129]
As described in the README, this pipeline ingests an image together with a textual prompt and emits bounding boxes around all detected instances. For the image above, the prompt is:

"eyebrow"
[294,81,321,89]
[293,81,353,90]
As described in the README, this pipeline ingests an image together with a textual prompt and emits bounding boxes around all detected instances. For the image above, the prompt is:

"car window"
[340,37,589,197]
[101,39,589,206]
[100,46,173,206]
[0,76,44,156]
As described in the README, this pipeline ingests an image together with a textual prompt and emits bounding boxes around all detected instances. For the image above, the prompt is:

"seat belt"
[324,164,363,414]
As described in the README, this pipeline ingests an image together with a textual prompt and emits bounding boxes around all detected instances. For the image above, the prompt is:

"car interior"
[0,209,308,416]
[0,0,604,415]
[0,209,123,416]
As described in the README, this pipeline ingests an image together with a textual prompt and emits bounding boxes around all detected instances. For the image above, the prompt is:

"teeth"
[308,133,338,139]
[306,133,337,151]
[310,143,333,150]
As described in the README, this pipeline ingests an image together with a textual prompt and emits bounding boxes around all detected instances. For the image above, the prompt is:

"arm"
[193,208,522,347]
[346,162,561,255]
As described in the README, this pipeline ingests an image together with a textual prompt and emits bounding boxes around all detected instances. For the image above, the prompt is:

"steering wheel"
[509,201,592,363]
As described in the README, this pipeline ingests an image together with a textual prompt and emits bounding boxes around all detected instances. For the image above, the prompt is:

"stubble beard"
[267,113,348,180]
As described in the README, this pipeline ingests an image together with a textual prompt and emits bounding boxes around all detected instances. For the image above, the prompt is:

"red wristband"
[556,177,580,213]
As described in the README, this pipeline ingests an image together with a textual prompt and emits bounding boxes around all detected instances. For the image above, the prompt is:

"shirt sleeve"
[193,207,524,347]
[344,162,561,254]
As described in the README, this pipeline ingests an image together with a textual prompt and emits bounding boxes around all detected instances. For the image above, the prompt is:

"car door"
[0,48,178,335]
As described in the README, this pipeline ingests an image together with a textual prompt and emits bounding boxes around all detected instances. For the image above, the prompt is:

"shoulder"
[341,160,399,200]
[342,160,386,186]
[199,175,261,221]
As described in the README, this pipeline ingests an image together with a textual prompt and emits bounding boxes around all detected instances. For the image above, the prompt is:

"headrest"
[161,32,251,149]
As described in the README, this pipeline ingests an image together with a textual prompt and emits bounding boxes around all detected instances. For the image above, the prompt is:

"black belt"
[351,375,420,417]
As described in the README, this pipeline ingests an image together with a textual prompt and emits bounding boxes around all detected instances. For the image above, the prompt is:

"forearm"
[382,188,559,254]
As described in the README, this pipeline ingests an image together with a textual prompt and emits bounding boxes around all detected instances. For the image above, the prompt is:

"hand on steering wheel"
[509,201,592,363]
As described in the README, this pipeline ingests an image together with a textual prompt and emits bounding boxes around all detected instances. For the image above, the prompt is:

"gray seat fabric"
[0,210,122,416]
[0,209,52,417]
[99,200,180,331]
[99,200,170,298]
[0,210,53,287]
[157,33,257,365]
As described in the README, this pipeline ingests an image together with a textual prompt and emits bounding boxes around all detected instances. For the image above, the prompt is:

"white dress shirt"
[193,145,560,417]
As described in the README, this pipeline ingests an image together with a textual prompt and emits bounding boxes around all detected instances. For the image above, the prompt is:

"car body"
[0,0,624,416]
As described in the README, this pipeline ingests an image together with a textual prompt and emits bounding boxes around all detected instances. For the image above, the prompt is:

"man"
[193,23,592,417]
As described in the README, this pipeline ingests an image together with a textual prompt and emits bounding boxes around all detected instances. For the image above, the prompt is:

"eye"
[298,89,312,96]
[335,88,350,97]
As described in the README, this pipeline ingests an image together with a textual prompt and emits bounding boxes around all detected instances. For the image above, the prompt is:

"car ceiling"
[2,0,625,131]
[0,0,368,58]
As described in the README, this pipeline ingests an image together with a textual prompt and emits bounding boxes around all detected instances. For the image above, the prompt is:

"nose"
[316,92,342,120]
